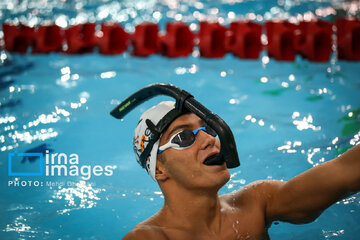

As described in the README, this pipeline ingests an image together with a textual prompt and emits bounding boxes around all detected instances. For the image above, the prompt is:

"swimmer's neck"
[158,185,222,233]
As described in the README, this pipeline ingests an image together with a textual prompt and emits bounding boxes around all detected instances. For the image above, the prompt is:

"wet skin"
[123,113,360,240]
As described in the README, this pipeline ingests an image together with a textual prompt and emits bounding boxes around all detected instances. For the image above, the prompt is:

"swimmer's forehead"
[163,113,205,141]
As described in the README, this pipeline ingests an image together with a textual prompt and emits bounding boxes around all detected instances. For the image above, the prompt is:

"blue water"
[1,0,360,239]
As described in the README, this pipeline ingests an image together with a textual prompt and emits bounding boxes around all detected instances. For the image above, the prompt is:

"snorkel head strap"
[138,108,183,168]
[110,83,240,170]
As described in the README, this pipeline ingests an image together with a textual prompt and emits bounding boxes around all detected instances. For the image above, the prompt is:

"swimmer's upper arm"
[122,226,168,240]
[265,144,360,224]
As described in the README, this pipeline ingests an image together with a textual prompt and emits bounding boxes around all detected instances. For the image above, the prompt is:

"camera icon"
[8,151,44,176]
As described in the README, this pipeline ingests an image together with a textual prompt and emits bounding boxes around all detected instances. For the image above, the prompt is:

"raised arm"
[265,144,360,224]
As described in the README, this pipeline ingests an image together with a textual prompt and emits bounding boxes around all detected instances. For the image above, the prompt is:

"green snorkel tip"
[119,100,131,112]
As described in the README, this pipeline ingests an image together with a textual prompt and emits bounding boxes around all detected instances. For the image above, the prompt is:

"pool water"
[1,0,360,239]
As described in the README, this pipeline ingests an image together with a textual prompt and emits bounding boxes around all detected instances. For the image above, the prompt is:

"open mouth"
[203,154,225,166]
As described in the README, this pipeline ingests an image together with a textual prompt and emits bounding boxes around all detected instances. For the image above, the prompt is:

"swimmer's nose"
[198,130,217,150]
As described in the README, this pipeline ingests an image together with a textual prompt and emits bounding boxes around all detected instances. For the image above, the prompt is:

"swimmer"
[112,84,360,240]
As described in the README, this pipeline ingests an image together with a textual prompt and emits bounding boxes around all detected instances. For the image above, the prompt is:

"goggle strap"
[145,119,160,139]
[192,126,206,135]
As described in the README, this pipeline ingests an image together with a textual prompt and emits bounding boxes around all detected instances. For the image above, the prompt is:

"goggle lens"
[171,130,196,147]
[158,124,217,153]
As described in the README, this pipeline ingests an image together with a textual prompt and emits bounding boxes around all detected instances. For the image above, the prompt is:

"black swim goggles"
[158,124,217,153]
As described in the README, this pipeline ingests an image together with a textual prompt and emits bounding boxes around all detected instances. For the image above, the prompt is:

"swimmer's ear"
[155,161,169,182]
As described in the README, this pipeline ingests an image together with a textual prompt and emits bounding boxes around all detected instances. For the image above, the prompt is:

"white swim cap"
[133,101,176,181]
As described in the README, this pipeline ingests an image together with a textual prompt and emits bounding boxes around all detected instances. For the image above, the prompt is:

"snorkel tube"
[110,83,240,169]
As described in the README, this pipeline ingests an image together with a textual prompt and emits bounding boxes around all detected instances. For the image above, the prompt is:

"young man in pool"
[123,101,360,240]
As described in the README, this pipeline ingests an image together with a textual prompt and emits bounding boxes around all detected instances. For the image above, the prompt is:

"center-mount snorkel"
[110,83,240,169]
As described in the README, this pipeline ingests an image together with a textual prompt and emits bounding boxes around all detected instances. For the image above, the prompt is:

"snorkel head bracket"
[110,83,240,169]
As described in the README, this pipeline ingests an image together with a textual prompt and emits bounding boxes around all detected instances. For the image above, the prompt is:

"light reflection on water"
[5,215,33,234]
[292,113,321,131]
[51,180,105,215]
[0,89,90,151]
[322,229,345,238]
[4,204,40,239]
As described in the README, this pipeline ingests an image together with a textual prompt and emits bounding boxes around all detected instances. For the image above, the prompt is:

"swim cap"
[133,101,176,181]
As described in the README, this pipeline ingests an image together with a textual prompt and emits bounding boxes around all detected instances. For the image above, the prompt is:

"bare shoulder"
[122,221,168,240]
[220,180,287,229]
[221,180,286,207]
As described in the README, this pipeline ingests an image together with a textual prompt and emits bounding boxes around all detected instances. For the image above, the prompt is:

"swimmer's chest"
[162,208,269,240]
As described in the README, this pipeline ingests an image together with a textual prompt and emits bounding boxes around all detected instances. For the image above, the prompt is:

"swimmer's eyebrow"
[165,119,205,141]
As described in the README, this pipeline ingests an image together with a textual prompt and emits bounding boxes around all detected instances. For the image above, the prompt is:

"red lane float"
[295,20,333,62]
[32,25,63,53]
[199,22,227,58]
[266,21,297,61]
[336,18,360,61]
[226,21,262,59]
[159,22,194,57]
[3,24,34,53]
[64,23,97,54]
[131,22,159,57]
[2,19,360,61]
[98,23,128,55]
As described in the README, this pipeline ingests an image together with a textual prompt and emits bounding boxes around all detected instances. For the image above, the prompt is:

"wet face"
[156,113,230,191]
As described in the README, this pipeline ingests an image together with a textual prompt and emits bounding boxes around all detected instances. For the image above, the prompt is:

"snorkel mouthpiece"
[110,83,240,169]
[204,155,225,166]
